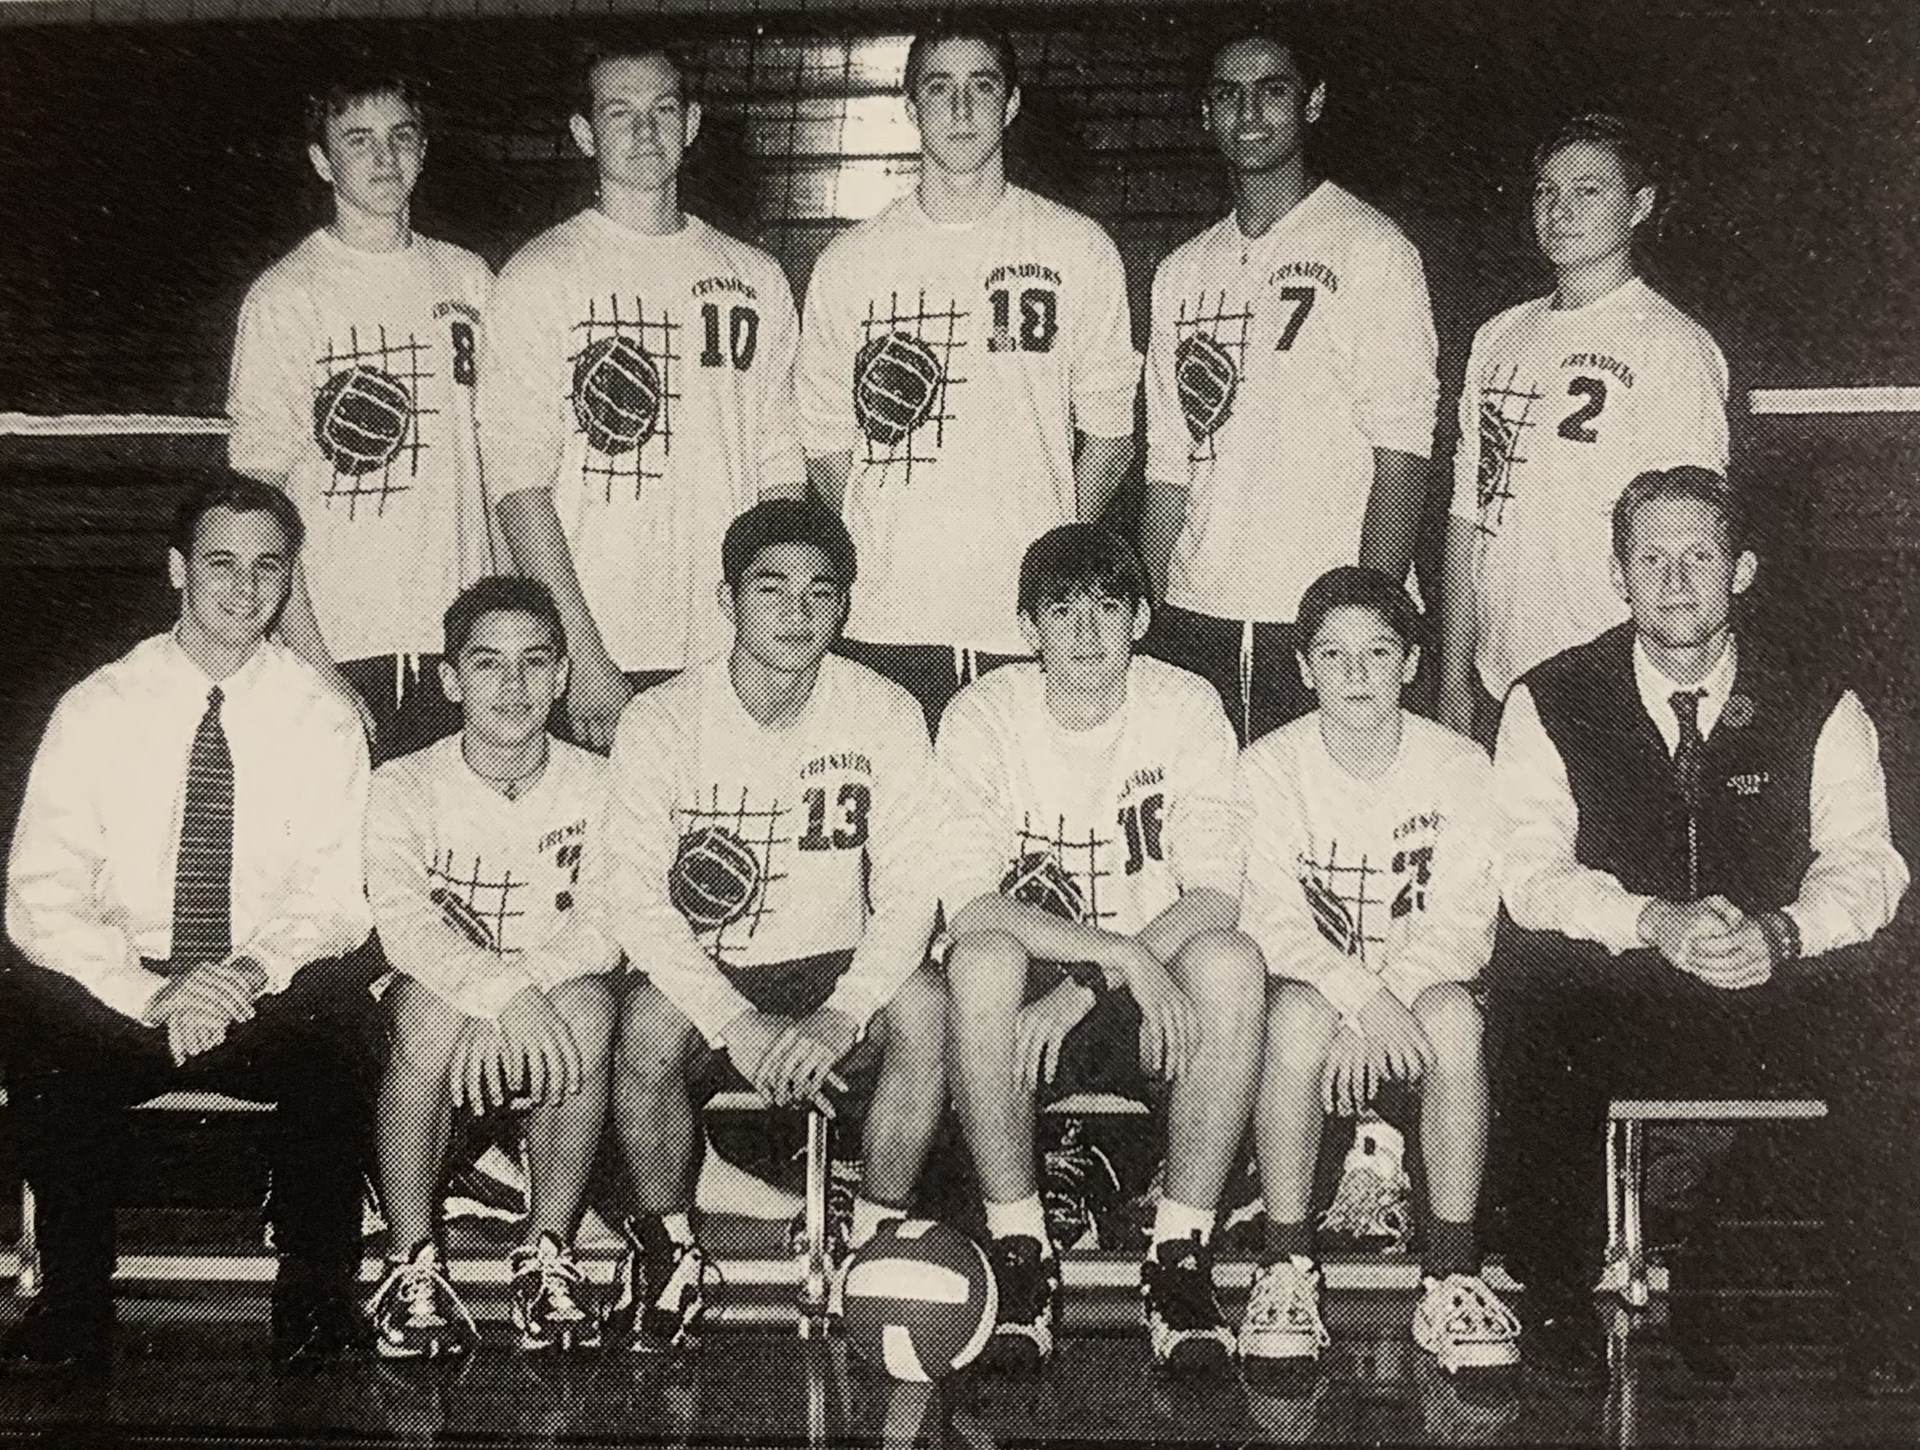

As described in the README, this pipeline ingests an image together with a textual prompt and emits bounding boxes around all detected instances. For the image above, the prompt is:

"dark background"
[0,0,1913,854]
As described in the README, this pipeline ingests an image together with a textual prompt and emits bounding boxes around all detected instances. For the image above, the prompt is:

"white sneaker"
[366,1243,478,1360]
[1317,1115,1412,1252]
[1237,1257,1331,1366]
[1412,1274,1522,1374]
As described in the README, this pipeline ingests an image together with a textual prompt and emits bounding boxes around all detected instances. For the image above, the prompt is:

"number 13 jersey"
[1450,276,1729,699]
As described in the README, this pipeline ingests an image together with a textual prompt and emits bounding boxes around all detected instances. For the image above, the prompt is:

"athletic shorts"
[340,653,461,766]
[689,949,884,1111]
[834,638,1026,734]
[1026,960,1161,1109]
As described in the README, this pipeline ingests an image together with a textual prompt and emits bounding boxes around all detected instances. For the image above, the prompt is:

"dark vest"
[1522,624,1839,914]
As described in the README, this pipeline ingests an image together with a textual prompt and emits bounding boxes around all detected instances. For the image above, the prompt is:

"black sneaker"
[1140,1234,1232,1373]
[0,1296,113,1369]
[978,1235,1059,1373]
[608,1218,718,1356]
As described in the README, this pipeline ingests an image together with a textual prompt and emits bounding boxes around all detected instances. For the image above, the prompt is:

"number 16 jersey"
[1450,276,1729,699]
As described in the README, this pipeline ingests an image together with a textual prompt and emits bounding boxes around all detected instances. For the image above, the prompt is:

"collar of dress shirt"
[161,628,273,702]
[1633,632,1739,753]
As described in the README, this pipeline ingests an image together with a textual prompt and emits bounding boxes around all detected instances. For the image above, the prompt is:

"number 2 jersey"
[1146,183,1437,624]
[600,654,943,1045]
[365,734,618,1020]
[1236,712,1497,1020]
[227,228,496,661]
[798,187,1140,654]
[483,209,804,672]
[1451,276,1729,698]
[935,657,1241,937]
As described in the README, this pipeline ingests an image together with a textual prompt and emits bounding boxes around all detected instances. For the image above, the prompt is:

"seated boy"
[1235,566,1518,1376]
[363,577,619,1357]
[939,523,1264,1374]
[601,499,948,1354]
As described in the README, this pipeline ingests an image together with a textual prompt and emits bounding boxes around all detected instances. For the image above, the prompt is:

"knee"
[945,930,1028,1018]
[385,977,465,1081]
[1174,928,1266,1024]
[615,982,697,1086]
[1263,979,1340,1078]
[1413,982,1484,1069]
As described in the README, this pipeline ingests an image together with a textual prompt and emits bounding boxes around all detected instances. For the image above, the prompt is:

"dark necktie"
[170,686,234,972]
[1670,689,1706,807]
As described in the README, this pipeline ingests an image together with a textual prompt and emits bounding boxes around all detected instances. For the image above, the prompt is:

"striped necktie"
[170,685,233,972]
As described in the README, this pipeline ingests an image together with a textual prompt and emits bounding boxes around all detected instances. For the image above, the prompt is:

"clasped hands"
[144,957,269,1066]
[1640,895,1775,991]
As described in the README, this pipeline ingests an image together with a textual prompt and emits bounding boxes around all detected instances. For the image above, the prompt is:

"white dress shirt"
[6,632,374,1021]
[1494,635,1910,957]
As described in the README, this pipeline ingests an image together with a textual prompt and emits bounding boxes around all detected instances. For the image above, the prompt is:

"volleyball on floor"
[840,1219,997,1382]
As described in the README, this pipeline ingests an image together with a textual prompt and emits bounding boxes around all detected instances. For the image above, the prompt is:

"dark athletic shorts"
[1026,960,1162,1108]
[688,949,885,1111]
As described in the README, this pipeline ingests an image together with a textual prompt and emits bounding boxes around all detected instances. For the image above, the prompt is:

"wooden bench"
[1605,1098,1827,1307]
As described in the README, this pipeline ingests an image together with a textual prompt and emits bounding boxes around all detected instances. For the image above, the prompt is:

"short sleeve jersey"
[483,210,804,672]
[935,656,1241,936]
[798,187,1140,654]
[227,229,495,660]
[1237,713,1497,1007]
[1450,277,1730,697]
[1146,184,1438,623]
[366,735,615,1019]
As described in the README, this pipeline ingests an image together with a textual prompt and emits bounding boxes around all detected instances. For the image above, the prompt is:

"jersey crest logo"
[1000,850,1090,925]
[1175,333,1238,443]
[573,334,663,456]
[669,824,764,933]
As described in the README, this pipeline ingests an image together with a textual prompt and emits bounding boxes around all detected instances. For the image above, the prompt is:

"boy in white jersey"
[363,577,619,1358]
[602,500,947,1354]
[1235,567,1518,1380]
[1142,25,1437,745]
[1438,114,1728,741]
[485,42,804,749]
[228,68,494,763]
[799,21,1140,730]
[939,524,1263,1374]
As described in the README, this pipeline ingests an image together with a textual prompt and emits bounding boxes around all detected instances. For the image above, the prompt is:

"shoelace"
[1246,1263,1330,1345]
[397,1258,451,1326]
[522,1242,588,1321]
[1146,1246,1221,1330]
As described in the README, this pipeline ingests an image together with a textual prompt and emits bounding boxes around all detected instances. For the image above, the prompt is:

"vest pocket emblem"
[1728,771,1769,797]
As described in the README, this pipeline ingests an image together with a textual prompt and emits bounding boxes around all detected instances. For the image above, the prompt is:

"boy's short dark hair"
[170,473,305,558]
[443,576,567,660]
[1198,15,1325,97]
[721,500,858,593]
[1295,566,1424,654]
[576,35,692,116]
[304,69,426,150]
[1532,111,1655,196]
[904,19,1020,99]
[1611,466,1743,561]
[1017,524,1148,618]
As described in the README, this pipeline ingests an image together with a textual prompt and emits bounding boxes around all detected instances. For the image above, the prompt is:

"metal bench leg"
[16,1182,38,1299]
[797,1108,831,1337]
[1621,1119,1649,1309]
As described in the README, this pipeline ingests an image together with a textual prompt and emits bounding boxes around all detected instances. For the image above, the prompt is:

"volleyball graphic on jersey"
[853,331,942,447]
[1302,872,1361,957]
[312,364,413,476]
[1000,851,1088,924]
[1476,394,1521,509]
[669,824,763,934]
[430,886,500,952]
[1174,333,1238,443]
[572,334,663,455]
[841,1219,998,1382]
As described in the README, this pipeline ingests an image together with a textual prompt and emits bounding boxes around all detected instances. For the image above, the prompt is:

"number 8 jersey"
[1451,276,1729,699]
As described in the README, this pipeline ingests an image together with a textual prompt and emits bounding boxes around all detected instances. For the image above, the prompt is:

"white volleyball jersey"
[365,734,617,1020]
[1237,713,1496,1017]
[935,656,1241,936]
[798,187,1140,653]
[1450,277,1729,697]
[227,228,495,661]
[1146,184,1438,623]
[601,655,941,1044]
[483,210,804,672]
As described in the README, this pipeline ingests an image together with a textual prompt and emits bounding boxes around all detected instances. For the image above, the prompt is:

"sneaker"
[510,1233,602,1353]
[978,1235,1060,1372]
[365,1243,477,1360]
[1237,1257,1331,1368]
[1317,1116,1412,1253]
[1412,1274,1521,1375]
[1140,1234,1233,1372]
[609,1219,719,1356]
[1041,1120,1124,1251]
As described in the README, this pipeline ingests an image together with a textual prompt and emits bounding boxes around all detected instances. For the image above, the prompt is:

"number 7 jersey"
[1450,276,1729,698]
